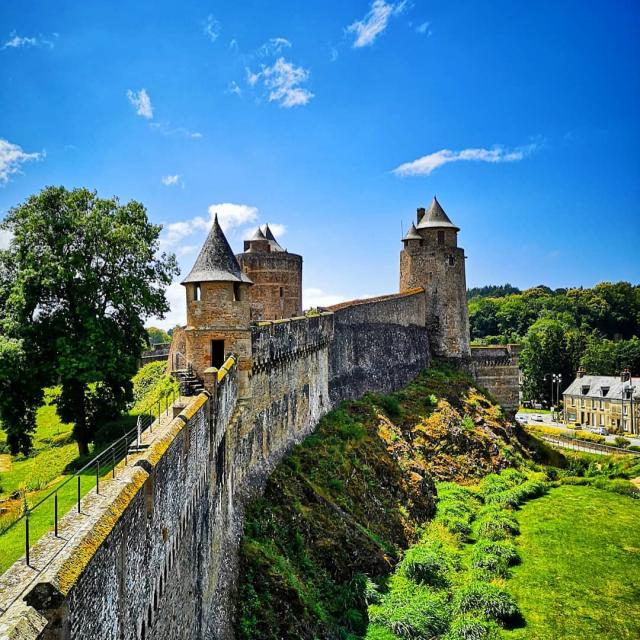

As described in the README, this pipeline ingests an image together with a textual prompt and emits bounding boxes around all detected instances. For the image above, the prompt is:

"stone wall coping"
[323,288,425,313]
[253,312,333,327]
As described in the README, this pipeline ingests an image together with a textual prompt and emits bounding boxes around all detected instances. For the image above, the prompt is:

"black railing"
[2,387,181,569]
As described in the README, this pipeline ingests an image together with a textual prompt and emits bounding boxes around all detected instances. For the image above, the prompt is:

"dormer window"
[581,385,590,395]
[601,387,609,397]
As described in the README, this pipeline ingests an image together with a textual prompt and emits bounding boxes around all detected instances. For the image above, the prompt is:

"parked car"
[532,415,544,422]
[592,427,608,435]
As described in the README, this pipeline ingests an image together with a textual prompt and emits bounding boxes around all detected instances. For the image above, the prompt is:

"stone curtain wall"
[470,345,521,415]
[328,291,430,405]
[1,294,436,640]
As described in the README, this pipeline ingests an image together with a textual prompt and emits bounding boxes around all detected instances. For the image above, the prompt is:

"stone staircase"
[174,368,205,396]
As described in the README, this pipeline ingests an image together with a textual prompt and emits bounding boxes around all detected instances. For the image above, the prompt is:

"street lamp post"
[544,373,562,421]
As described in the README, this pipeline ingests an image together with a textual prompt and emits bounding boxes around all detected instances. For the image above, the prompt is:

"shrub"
[365,625,399,640]
[475,509,520,540]
[472,540,519,568]
[399,541,459,587]
[628,445,640,452]
[435,483,480,536]
[453,581,520,625]
[559,475,590,486]
[592,477,640,499]
[379,395,401,419]
[369,576,451,639]
[613,436,631,449]
[444,614,502,640]
[365,578,383,605]
[461,415,475,431]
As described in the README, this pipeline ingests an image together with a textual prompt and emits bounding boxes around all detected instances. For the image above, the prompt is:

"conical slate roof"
[263,224,285,252]
[249,227,267,241]
[416,196,460,231]
[182,214,252,284]
[402,223,422,241]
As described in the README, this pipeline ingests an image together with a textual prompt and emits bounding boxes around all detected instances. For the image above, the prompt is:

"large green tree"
[0,187,179,455]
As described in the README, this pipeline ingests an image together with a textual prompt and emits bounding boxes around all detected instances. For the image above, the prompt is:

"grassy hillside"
[236,365,536,640]
[504,485,640,640]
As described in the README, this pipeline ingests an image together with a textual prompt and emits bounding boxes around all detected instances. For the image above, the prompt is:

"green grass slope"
[236,365,534,640]
[503,484,640,640]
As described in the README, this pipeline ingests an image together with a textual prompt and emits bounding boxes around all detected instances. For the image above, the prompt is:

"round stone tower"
[181,214,253,393]
[400,197,470,359]
[236,224,303,321]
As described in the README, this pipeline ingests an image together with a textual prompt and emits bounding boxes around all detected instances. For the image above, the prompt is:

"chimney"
[577,367,586,379]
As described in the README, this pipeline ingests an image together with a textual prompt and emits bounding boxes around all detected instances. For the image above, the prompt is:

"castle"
[178,196,475,395]
[0,197,519,640]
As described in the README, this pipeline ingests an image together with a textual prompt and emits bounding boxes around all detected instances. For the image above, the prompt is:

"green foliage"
[467,284,521,301]
[378,395,401,419]
[474,508,520,540]
[0,186,179,454]
[443,614,502,640]
[613,436,631,449]
[146,326,171,346]
[434,483,480,537]
[471,540,519,577]
[453,581,520,625]
[399,538,459,587]
[468,282,640,402]
[368,575,451,639]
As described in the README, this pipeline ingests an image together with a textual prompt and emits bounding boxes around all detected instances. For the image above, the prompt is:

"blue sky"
[1,0,639,328]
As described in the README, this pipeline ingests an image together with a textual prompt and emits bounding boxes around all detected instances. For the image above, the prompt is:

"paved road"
[516,412,640,448]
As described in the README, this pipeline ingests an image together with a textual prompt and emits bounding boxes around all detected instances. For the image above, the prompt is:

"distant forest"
[467,282,640,403]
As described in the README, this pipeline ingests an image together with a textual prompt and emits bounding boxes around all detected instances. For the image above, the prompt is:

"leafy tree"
[519,319,586,404]
[0,187,179,455]
[467,284,520,300]
[146,326,171,345]
[581,336,640,376]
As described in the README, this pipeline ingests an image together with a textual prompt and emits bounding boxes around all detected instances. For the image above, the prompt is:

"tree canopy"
[0,186,179,455]
[469,282,640,403]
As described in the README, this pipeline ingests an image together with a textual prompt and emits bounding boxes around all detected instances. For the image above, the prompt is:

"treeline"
[468,282,640,403]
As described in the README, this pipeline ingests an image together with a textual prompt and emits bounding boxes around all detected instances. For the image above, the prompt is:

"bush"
[365,625,399,640]
[475,508,520,541]
[444,614,502,640]
[399,540,459,587]
[592,477,640,499]
[379,395,401,419]
[628,445,640,452]
[435,483,480,536]
[470,539,520,579]
[369,576,451,639]
[453,581,520,625]
[613,436,631,449]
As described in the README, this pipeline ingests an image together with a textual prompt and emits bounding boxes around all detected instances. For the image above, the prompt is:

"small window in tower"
[437,230,445,245]
[233,282,240,301]
[419,239,424,246]
[448,255,455,266]
[194,283,201,301]
[279,287,284,298]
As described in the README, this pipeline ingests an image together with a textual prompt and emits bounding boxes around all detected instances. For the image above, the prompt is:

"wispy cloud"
[416,21,432,36]
[347,0,408,48]
[127,88,154,119]
[150,122,202,139]
[161,174,183,187]
[392,143,540,176]
[303,287,346,310]
[203,15,220,43]
[257,37,292,57]
[0,138,44,185]
[229,39,239,53]
[246,57,314,107]
[226,81,242,96]
[2,31,57,50]
[329,46,339,62]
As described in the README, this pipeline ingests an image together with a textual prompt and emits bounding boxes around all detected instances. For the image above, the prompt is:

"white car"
[591,427,608,436]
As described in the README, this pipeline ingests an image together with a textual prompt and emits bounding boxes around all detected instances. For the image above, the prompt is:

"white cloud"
[209,203,259,231]
[0,229,13,249]
[247,57,314,107]
[150,122,202,138]
[347,0,407,48]
[330,46,339,62]
[203,15,220,43]
[303,288,346,310]
[147,282,186,331]
[229,39,239,53]
[392,143,540,176]
[267,223,287,237]
[416,21,432,36]
[257,37,292,57]
[127,88,154,119]
[227,81,242,96]
[162,174,182,187]
[0,138,44,185]
[2,31,57,49]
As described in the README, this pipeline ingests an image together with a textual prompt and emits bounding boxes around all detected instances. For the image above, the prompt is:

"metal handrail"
[1,387,179,567]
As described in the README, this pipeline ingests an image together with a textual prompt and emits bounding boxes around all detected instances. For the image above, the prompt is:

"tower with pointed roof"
[181,214,253,393]
[236,224,303,321]
[400,197,470,358]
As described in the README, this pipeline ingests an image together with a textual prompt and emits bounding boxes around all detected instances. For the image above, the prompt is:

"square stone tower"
[181,214,253,394]
[400,197,470,359]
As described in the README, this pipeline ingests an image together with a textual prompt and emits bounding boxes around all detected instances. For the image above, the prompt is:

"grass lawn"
[517,407,552,414]
[503,485,640,640]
